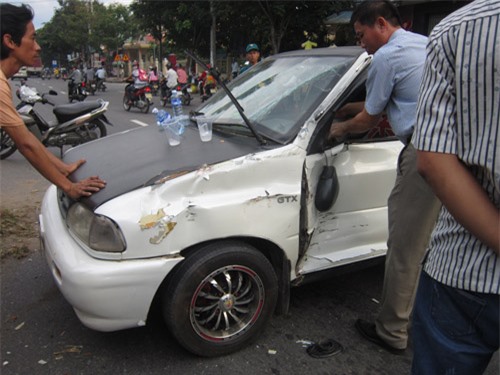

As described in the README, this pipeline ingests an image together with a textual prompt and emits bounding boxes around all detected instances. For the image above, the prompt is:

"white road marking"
[131,119,149,127]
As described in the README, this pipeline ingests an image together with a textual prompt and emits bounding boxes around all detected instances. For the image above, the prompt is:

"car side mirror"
[315,165,339,212]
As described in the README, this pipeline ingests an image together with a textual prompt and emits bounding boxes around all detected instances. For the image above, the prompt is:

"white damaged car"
[40,47,401,357]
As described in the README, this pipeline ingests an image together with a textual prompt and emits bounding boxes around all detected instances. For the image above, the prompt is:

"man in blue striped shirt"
[413,0,500,373]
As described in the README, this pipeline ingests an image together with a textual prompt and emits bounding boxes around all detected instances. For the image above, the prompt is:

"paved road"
[1,77,498,375]
[9,76,202,136]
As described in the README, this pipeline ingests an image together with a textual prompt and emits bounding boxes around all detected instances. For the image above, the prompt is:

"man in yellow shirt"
[1,3,105,200]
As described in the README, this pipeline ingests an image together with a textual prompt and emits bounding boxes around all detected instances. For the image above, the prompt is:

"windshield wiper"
[185,50,267,146]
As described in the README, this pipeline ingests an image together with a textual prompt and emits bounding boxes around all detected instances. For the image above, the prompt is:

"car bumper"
[39,186,182,332]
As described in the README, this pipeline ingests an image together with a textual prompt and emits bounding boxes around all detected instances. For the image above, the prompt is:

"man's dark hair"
[350,1,402,27]
[0,3,34,60]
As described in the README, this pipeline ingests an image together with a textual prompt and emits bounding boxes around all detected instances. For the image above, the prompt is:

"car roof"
[272,46,365,59]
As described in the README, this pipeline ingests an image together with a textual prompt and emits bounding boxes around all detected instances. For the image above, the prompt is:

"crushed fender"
[139,209,166,230]
[149,221,177,244]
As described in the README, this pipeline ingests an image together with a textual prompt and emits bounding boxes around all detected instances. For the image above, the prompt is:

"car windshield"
[198,54,357,144]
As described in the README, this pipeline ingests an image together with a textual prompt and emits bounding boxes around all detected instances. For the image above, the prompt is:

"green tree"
[130,1,211,60]
[37,0,137,67]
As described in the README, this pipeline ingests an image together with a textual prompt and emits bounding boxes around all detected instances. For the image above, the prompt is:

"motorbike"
[87,79,97,96]
[41,69,51,80]
[160,80,191,107]
[150,79,160,96]
[123,83,153,113]
[176,82,191,105]
[0,86,112,160]
[96,78,107,92]
[68,80,89,102]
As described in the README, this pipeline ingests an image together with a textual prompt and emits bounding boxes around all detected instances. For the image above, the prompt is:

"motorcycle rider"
[148,66,159,95]
[198,65,216,101]
[84,65,95,85]
[0,3,106,199]
[160,61,178,101]
[125,61,147,104]
[68,65,82,97]
[165,62,178,89]
[176,63,188,85]
[95,63,106,91]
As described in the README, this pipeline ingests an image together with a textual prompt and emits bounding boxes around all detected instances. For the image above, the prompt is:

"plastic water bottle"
[152,108,171,131]
[170,90,188,133]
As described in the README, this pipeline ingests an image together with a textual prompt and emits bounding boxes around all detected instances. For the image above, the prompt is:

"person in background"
[95,63,106,91]
[411,0,499,373]
[148,66,158,83]
[84,65,94,85]
[0,3,105,199]
[329,0,441,354]
[125,61,146,104]
[67,65,82,97]
[231,58,239,79]
[165,61,178,90]
[176,63,187,85]
[239,43,260,74]
[148,66,159,95]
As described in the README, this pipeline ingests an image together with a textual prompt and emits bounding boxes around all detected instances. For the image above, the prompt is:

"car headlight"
[66,203,126,252]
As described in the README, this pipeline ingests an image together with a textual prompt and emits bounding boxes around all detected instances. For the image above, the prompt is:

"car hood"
[63,125,265,210]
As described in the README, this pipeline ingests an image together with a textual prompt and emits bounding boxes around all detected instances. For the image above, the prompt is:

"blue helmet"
[246,43,259,53]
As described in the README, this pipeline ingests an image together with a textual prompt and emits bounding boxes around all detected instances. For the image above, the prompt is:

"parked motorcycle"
[160,80,191,107]
[68,80,89,102]
[0,86,112,160]
[123,83,153,113]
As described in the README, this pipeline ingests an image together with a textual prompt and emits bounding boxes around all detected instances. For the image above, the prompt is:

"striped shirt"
[415,0,500,294]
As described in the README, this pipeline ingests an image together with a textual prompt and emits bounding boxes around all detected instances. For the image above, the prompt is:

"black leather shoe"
[354,319,405,355]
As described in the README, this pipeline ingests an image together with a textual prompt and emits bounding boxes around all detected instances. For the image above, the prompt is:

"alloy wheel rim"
[190,265,265,342]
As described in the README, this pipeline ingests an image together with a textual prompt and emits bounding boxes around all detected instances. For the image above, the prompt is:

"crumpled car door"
[298,136,401,276]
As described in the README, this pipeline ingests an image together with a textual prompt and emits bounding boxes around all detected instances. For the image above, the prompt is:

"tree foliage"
[37,0,137,66]
[36,0,355,67]
[130,1,354,58]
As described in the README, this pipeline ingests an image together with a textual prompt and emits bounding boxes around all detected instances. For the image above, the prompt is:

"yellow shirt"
[0,68,24,128]
[301,40,318,50]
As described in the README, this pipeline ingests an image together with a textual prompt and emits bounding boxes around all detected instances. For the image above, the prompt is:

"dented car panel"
[39,47,402,356]
[299,141,402,274]
[63,124,267,210]
[92,142,305,263]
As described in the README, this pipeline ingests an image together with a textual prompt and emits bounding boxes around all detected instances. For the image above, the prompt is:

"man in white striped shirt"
[412,0,500,373]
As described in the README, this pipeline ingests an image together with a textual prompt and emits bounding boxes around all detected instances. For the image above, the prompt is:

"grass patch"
[0,208,39,260]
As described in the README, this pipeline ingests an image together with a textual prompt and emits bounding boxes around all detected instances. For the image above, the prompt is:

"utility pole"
[210,1,216,67]
[87,0,93,67]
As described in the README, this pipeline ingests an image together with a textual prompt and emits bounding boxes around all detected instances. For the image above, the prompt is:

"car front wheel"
[162,241,278,357]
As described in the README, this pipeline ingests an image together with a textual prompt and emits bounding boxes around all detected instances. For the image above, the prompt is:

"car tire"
[162,241,278,357]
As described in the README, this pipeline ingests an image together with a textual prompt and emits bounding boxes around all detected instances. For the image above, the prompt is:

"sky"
[9,0,133,30]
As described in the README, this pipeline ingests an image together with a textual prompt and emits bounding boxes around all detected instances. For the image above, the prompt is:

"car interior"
[306,71,396,156]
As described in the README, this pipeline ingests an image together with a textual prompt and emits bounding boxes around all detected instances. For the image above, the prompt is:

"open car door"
[297,75,402,277]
